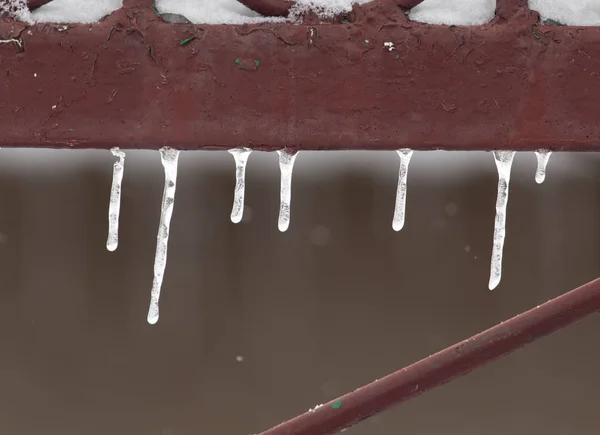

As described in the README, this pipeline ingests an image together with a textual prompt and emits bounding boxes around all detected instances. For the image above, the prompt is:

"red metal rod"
[259,276,600,435]
[26,0,53,11]
[236,0,293,17]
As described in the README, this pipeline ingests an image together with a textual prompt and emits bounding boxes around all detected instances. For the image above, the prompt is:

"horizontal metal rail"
[1,0,599,151]
[258,276,600,435]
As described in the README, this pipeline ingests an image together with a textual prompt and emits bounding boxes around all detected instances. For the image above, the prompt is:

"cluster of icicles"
[105,147,552,324]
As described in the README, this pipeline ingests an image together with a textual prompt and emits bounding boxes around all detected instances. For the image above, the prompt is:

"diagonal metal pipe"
[26,0,52,11]
[258,276,600,435]
[236,0,292,17]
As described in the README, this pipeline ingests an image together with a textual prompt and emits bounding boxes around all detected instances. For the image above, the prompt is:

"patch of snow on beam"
[409,0,495,25]
[156,0,284,24]
[31,0,122,23]
[529,0,600,26]
[290,0,372,20]
[0,0,32,23]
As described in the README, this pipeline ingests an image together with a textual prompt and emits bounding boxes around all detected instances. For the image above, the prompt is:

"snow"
[4,0,599,26]
[106,148,125,252]
[489,151,515,291]
[529,0,600,26]
[277,150,298,233]
[0,0,31,22]
[155,0,283,25]
[228,148,252,224]
[157,0,372,24]
[147,147,180,325]
[289,0,372,21]
[409,0,496,25]
[30,0,121,23]
[392,149,413,232]
[534,150,551,184]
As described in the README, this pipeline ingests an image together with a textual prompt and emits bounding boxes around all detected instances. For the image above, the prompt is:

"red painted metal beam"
[258,276,600,435]
[1,0,599,151]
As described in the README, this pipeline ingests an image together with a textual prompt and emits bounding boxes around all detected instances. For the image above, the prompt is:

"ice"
[529,0,600,26]
[106,148,125,252]
[147,147,180,325]
[534,150,551,184]
[30,0,122,23]
[409,0,495,25]
[392,149,414,232]
[488,150,515,291]
[277,149,299,233]
[228,148,252,224]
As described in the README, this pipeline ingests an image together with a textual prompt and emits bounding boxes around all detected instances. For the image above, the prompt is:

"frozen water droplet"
[489,150,515,290]
[106,148,125,252]
[147,147,180,325]
[228,148,252,224]
[534,149,551,184]
[277,149,298,232]
[392,149,414,231]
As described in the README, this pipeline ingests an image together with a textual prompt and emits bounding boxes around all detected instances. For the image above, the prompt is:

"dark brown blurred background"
[0,149,598,435]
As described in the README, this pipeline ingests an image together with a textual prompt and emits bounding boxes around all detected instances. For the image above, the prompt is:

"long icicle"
[277,149,299,232]
[228,148,252,224]
[392,149,414,231]
[489,150,516,290]
[534,150,552,184]
[106,148,126,252]
[147,147,180,325]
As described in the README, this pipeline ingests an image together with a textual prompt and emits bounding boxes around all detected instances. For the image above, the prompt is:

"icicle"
[106,148,126,252]
[228,148,252,224]
[392,149,414,231]
[147,147,180,325]
[534,150,551,184]
[277,149,299,232]
[489,150,516,291]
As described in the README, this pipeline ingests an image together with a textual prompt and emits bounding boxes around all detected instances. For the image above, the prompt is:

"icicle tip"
[392,221,404,232]
[147,311,159,325]
[488,277,500,291]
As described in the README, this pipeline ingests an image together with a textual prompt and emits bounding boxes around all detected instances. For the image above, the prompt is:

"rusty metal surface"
[1,0,599,151]
[258,276,600,435]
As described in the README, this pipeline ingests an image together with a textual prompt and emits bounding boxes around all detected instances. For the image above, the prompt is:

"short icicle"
[147,147,180,325]
[392,149,414,231]
[534,150,552,184]
[277,149,299,232]
[106,148,126,252]
[489,150,516,291]
[228,148,252,224]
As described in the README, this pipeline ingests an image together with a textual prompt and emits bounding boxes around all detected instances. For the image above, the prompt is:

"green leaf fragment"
[332,401,342,409]
[180,36,197,46]
[235,58,241,65]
